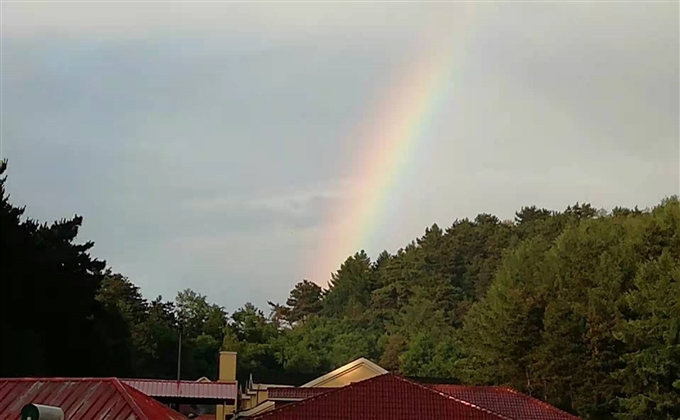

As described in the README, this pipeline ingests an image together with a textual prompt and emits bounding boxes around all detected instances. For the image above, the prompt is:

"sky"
[2,1,678,312]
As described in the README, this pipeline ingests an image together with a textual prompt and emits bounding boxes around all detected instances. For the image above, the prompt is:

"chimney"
[219,351,237,382]
[216,352,238,420]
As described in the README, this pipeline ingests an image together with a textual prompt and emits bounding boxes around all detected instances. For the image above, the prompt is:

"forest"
[1,159,678,420]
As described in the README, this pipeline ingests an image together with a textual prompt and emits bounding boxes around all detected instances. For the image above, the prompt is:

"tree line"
[1,160,678,420]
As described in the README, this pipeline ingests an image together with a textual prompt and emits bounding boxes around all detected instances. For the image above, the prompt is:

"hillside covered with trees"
[1,160,678,420]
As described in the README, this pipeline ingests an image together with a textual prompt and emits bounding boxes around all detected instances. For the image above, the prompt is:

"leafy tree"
[378,333,407,371]
[96,271,150,374]
[397,292,460,378]
[269,280,323,326]
[190,334,221,380]
[227,303,282,381]
[176,289,215,339]
[97,271,148,326]
[138,297,180,378]
[274,315,334,374]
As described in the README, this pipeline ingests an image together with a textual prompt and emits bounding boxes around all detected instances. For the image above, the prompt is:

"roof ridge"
[122,378,232,384]
[0,377,120,382]
[112,378,149,420]
[394,376,513,420]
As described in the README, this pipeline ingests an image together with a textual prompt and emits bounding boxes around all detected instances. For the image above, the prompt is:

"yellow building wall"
[240,389,269,411]
[257,389,268,405]
[314,365,383,388]
[216,403,235,420]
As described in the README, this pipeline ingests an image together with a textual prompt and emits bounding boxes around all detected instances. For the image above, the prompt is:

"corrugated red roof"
[428,384,579,420]
[0,377,186,420]
[123,378,237,400]
[251,373,508,420]
[267,387,334,400]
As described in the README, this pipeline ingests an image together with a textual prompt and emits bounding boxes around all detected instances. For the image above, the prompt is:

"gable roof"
[251,373,508,420]
[0,377,186,420]
[301,357,387,388]
[428,384,579,420]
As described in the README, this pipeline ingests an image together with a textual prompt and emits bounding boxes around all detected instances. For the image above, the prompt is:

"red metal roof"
[123,378,237,400]
[267,387,334,400]
[251,373,508,420]
[0,377,186,420]
[428,384,579,420]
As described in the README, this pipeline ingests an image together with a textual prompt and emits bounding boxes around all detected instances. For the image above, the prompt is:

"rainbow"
[311,39,461,284]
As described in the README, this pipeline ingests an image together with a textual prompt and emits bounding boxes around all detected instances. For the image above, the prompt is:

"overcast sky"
[3,1,678,312]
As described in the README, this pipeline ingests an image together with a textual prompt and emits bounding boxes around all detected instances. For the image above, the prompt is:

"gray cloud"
[2,2,457,40]
[3,2,677,311]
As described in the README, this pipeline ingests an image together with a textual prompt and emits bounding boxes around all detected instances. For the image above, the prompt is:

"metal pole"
[177,327,182,381]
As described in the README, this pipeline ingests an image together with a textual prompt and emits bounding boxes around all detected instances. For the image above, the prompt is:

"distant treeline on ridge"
[1,160,678,420]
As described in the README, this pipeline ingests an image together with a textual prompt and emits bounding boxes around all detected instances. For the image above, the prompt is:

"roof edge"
[122,378,236,385]
[0,377,120,382]
[301,357,387,388]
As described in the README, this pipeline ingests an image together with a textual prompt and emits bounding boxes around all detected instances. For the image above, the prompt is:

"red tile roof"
[267,387,334,400]
[0,377,186,420]
[251,373,508,420]
[428,385,579,420]
[123,378,237,400]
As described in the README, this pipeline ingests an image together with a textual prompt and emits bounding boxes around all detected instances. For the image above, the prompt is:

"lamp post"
[175,323,183,412]
[177,325,182,382]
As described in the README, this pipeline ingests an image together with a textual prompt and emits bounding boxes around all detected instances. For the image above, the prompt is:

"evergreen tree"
[0,160,129,377]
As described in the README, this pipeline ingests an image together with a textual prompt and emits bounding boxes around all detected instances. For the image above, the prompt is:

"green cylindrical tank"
[20,404,65,420]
